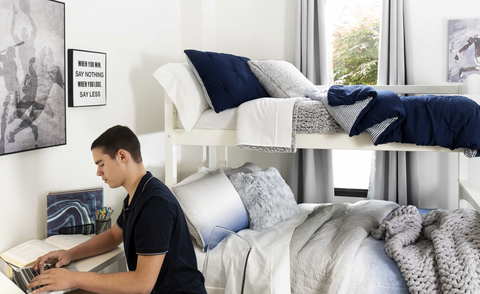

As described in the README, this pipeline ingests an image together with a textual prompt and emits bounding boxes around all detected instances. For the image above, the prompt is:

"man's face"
[92,147,125,189]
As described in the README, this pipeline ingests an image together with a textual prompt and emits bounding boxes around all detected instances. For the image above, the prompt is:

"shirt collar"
[126,171,153,210]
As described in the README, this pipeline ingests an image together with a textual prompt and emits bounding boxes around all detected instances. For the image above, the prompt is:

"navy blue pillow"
[184,50,269,113]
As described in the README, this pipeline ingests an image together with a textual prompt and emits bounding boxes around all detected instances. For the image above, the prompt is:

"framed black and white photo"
[0,0,65,156]
[449,19,480,82]
[68,49,106,107]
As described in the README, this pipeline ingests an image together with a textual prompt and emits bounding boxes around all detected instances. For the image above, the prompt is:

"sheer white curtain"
[289,0,335,203]
[368,0,420,206]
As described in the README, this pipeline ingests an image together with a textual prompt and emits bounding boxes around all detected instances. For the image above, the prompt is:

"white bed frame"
[164,85,480,211]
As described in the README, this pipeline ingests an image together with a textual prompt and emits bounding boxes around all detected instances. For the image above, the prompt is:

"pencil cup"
[95,219,111,235]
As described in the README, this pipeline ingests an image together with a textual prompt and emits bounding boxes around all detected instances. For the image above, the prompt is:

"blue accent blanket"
[322,85,480,158]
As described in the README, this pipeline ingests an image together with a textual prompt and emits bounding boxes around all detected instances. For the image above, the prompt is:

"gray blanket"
[289,200,399,294]
[371,205,480,294]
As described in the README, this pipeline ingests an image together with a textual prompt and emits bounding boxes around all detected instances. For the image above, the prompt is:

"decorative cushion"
[184,49,269,113]
[153,63,210,133]
[172,169,249,251]
[229,167,299,231]
[247,59,320,98]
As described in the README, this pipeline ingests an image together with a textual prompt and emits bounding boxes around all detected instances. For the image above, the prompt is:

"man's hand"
[32,250,72,273]
[27,268,76,294]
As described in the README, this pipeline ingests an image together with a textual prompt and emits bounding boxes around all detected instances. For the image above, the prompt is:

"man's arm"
[29,254,164,294]
[32,223,123,271]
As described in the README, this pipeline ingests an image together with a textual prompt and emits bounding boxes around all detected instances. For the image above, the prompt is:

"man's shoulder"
[142,178,179,206]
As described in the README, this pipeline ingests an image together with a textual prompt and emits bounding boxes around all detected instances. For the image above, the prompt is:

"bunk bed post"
[164,91,177,187]
[458,154,480,211]
[207,147,228,168]
[458,153,468,209]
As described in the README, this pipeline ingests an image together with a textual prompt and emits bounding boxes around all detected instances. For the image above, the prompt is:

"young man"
[28,125,207,294]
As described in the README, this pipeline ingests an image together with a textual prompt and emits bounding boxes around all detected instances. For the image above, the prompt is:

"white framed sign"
[68,49,106,107]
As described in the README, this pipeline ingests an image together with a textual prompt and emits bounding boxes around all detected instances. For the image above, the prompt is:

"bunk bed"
[164,83,480,210]
[155,54,480,294]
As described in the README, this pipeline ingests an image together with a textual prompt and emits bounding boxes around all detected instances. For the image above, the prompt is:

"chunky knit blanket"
[371,205,480,294]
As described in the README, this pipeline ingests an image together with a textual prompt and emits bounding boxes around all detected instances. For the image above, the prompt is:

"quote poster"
[68,49,106,107]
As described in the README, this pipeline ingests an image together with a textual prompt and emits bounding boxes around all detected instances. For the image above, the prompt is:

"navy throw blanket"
[322,85,480,158]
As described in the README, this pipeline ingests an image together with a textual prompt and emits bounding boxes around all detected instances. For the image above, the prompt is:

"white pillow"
[153,63,210,132]
[199,162,261,177]
[172,169,249,251]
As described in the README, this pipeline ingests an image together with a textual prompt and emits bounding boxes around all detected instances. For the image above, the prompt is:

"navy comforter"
[323,85,480,157]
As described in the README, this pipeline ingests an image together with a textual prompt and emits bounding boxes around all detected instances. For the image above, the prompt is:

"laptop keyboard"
[15,264,52,292]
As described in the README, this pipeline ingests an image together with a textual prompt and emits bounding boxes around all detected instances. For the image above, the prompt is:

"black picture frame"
[0,0,66,156]
[68,49,107,107]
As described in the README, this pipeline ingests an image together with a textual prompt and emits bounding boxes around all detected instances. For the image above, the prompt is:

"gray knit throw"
[371,205,480,294]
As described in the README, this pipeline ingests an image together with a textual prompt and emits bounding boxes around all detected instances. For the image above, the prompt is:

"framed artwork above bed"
[448,19,480,82]
[0,0,66,156]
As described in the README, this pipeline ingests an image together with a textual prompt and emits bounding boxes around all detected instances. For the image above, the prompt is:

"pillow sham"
[184,49,269,113]
[247,59,321,99]
[199,162,262,178]
[153,63,210,133]
[229,167,299,232]
[172,169,249,251]
[171,169,210,247]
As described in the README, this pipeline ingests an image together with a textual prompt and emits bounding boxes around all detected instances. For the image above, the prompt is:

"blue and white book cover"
[47,187,103,237]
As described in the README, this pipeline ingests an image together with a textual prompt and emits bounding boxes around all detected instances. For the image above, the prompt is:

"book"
[47,187,103,237]
[0,234,91,269]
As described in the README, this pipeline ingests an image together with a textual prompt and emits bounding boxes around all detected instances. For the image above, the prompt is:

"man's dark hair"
[91,125,142,163]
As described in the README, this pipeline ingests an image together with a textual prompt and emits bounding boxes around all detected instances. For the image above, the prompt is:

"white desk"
[0,245,125,294]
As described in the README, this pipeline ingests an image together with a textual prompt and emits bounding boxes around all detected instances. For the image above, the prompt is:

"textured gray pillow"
[247,59,321,98]
[223,162,262,178]
[229,167,299,231]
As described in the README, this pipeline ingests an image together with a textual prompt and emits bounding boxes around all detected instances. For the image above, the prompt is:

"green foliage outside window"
[331,6,380,85]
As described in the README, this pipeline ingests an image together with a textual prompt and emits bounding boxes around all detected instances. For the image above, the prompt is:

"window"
[326,0,381,197]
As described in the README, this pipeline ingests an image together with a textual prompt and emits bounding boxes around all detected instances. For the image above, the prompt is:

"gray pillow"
[247,59,321,98]
[229,167,299,231]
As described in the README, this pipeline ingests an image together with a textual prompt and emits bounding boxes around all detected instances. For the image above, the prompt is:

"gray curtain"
[368,0,420,206]
[289,0,335,204]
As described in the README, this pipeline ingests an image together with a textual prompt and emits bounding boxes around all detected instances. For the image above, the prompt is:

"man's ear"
[117,149,129,163]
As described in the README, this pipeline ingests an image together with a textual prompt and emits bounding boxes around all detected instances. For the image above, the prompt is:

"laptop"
[0,256,77,294]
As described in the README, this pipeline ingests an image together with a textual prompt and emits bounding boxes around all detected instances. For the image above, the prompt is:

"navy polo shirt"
[117,172,206,294]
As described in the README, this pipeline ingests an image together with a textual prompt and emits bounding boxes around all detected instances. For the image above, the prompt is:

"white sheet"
[236,98,297,149]
[199,204,315,294]
[177,108,237,130]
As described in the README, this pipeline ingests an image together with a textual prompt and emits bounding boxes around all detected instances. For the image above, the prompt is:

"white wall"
[405,0,480,209]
